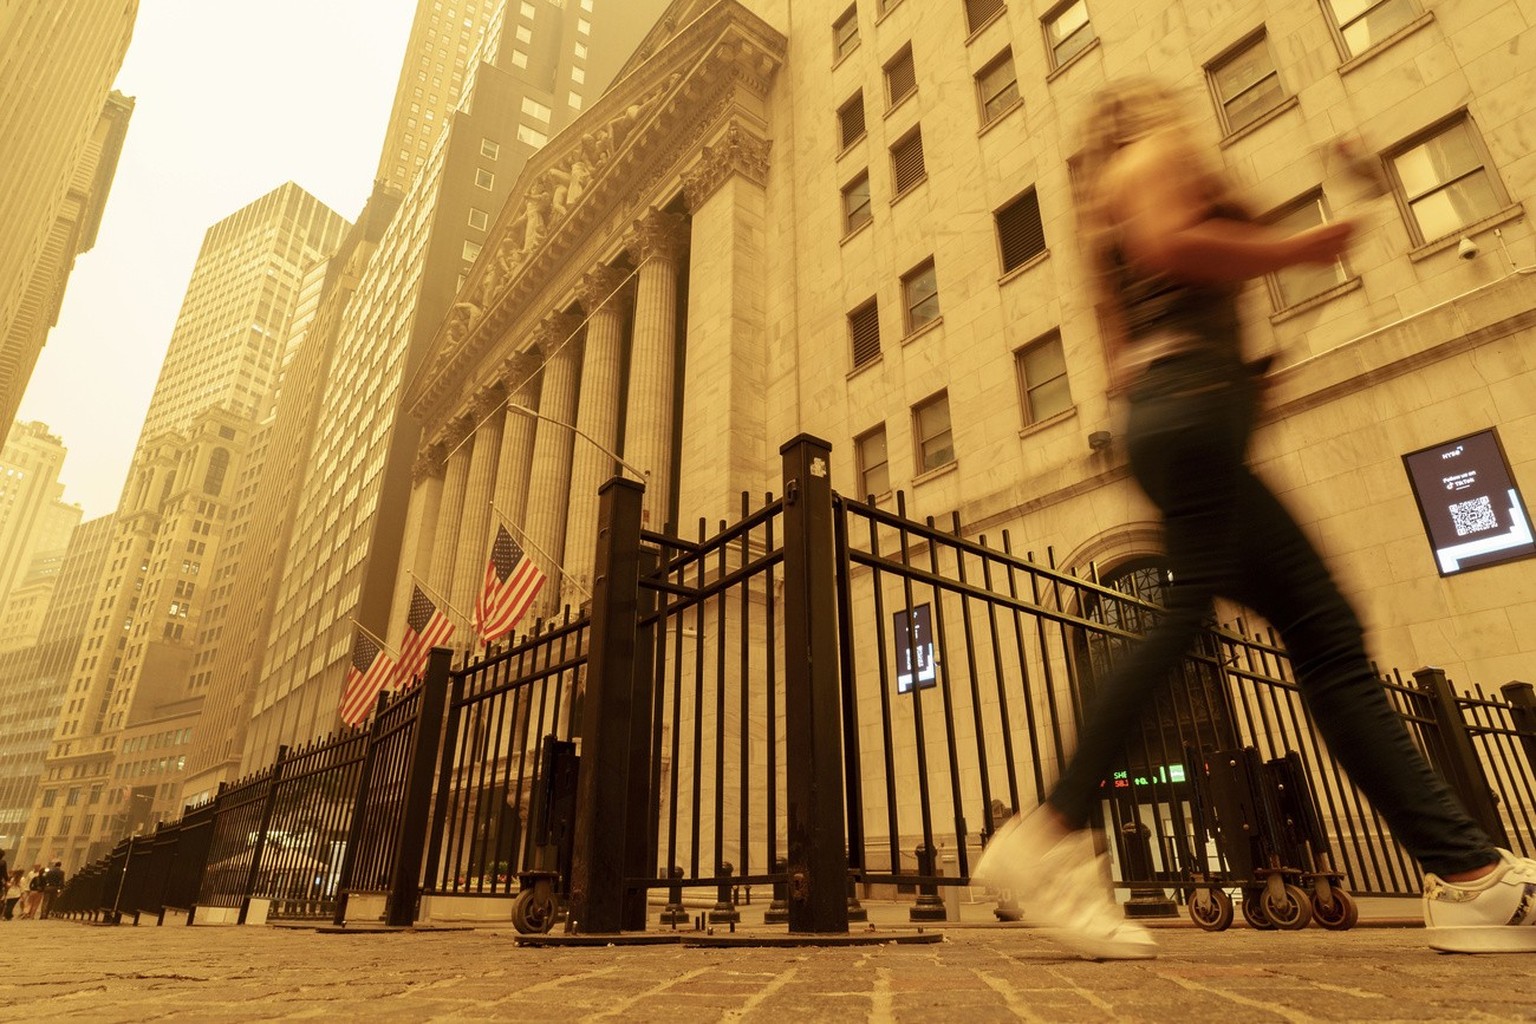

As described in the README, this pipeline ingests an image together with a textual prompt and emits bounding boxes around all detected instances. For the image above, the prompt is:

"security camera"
[1457,236,1480,260]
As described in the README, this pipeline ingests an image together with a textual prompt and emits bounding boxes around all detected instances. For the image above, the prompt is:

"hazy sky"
[18,0,421,518]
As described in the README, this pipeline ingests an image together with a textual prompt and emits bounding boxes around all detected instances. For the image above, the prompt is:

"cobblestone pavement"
[1,917,1533,1023]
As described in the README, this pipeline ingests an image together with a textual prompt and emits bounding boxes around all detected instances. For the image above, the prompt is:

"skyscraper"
[20,184,347,865]
[240,0,669,769]
[0,5,138,429]
[0,421,82,612]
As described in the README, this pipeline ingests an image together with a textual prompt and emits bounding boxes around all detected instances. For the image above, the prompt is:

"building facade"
[18,185,347,866]
[0,421,83,615]
[400,0,1534,776]
[0,5,138,429]
[240,0,671,770]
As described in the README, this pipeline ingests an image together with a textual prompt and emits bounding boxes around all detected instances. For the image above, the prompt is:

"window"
[1324,0,1418,58]
[842,171,872,234]
[462,240,483,262]
[202,448,229,497]
[517,124,547,148]
[1387,116,1507,245]
[996,187,1046,272]
[1264,192,1349,308]
[902,259,940,332]
[834,6,860,60]
[569,92,583,110]
[885,45,916,107]
[838,92,867,150]
[1043,0,1096,69]
[976,49,1019,125]
[475,168,494,189]
[571,66,586,84]
[468,207,489,230]
[891,128,926,195]
[521,97,552,122]
[512,50,528,68]
[577,17,591,34]
[965,0,1005,34]
[849,300,881,368]
[516,25,532,43]
[914,393,954,472]
[520,1,535,15]
[1016,332,1072,424]
[879,0,904,12]
[1207,32,1286,135]
[480,137,500,159]
[856,427,890,498]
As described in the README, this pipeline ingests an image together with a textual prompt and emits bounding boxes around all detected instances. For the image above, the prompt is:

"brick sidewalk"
[1,917,1532,1023]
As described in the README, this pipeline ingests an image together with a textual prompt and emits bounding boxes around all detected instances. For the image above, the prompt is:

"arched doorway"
[1071,557,1239,895]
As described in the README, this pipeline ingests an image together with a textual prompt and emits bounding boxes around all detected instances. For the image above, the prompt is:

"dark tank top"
[1109,202,1245,353]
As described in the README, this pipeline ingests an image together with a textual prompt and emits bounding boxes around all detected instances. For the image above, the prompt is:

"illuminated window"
[516,25,531,43]
[913,393,954,472]
[902,258,940,333]
[856,426,890,498]
[1207,31,1287,135]
[571,66,585,84]
[512,50,528,68]
[1016,331,1072,424]
[1264,192,1350,308]
[833,6,860,60]
[521,97,551,122]
[842,171,872,234]
[517,124,548,148]
[1043,0,1096,69]
[1386,115,1507,245]
[569,92,583,110]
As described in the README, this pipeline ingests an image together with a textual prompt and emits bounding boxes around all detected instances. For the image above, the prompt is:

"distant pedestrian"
[3,871,21,920]
[21,865,44,919]
[39,861,65,919]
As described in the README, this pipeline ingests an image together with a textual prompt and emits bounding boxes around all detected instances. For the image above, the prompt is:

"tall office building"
[20,185,347,865]
[0,515,113,860]
[0,5,138,429]
[0,421,83,612]
[240,0,670,769]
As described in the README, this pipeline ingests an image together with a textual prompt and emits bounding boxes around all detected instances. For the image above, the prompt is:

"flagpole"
[489,502,592,600]
[348,617,398,657]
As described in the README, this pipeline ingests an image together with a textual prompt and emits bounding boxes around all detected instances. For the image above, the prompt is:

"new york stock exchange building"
[391,0,1535,889]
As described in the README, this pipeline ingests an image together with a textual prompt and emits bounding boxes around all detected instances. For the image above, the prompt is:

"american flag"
[473,526,547,645]
[339,631,395,727]
[394,584,455,689]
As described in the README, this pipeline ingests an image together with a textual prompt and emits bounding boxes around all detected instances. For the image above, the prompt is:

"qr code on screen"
[1449,495,1498,537]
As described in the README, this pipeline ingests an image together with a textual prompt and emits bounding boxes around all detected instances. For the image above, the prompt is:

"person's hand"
[1288,221,1356,265]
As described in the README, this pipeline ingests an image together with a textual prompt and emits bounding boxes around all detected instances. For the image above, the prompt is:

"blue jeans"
[1048,349,1495,876]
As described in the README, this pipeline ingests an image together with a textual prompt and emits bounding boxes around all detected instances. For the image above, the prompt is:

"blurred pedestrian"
[21,865,44,919]
[39,860,65,919]
[3,870,21,920]
[975,75,1535,959]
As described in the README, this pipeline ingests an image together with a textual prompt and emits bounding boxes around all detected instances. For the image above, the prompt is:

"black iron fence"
[49,435,1536,935]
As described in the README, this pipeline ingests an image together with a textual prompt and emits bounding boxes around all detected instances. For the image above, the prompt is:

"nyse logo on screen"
[894,604,937,693]
[1403,428,1536,576]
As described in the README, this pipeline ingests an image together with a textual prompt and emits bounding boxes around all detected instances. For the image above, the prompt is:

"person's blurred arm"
[1110,132,1353,283]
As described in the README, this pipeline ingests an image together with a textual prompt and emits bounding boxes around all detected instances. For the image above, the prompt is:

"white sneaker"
[974,808,1159,961]
[1424,849,1536,953]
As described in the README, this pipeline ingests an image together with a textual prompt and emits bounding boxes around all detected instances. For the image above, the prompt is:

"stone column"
[451,387,506,630]
[563,265,634,607]
[679,123,772,528]
[427,417,474,629]
[523,312,584,619]
[390,446,446,641]
[623,209,690,530]
[492,353,542,531]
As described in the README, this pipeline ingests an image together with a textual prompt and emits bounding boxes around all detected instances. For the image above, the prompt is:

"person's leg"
[1048,358,1253,826]
[1225,472,1496,876]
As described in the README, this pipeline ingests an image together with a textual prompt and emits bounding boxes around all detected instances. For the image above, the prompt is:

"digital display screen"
[1402,428,1535,576]
[893,603,937,693]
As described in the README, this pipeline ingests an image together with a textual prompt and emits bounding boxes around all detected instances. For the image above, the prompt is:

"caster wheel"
[1240,887,1274,930]
[512,887,556,934]
[1187,887,1234,931]
[1263,883,1313,930]
[1312,888,1358,930]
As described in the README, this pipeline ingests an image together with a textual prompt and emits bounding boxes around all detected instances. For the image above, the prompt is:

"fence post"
[384,647,452,927]
[1414,667,1510,847]
[621,544,662,931]
[332,691,390,926]
[421,670,466,900]
[567,476,645,934]
[236,747,287,925]
[1499,681,1536,778]
[780,434,849,934]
